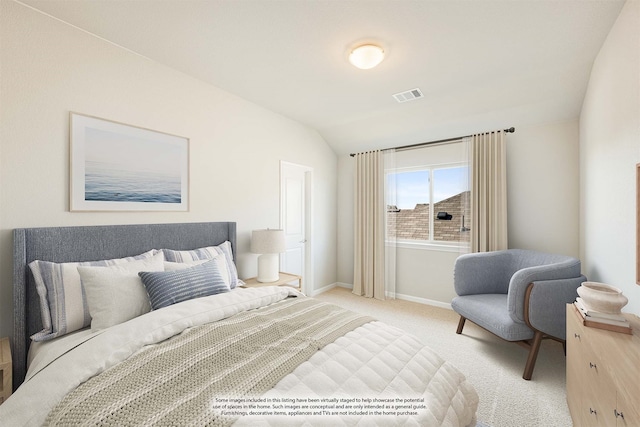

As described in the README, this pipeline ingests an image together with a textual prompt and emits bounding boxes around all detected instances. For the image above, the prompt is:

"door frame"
[280,160,313,295]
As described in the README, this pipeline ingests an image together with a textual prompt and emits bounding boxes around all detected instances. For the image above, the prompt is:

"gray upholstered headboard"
[12,221,236,390]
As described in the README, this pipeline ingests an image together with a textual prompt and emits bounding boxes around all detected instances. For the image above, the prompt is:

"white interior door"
[280,161,312,293]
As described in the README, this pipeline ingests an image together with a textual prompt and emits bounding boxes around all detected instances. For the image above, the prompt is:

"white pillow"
[163,258,211,271]
[78,252,164,331]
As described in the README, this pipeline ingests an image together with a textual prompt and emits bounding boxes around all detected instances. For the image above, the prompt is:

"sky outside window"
[387,170,430,209]
[387,166,468,209]
[433,166,469,203]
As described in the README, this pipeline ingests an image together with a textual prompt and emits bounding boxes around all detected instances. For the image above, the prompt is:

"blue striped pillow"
[138,259,229,310]
[28,249,158,341]
[162,241,239,289]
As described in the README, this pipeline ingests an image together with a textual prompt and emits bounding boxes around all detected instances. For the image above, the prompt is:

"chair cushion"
[451,294,534,341]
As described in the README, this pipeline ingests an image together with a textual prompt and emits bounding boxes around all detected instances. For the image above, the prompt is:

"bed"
[1,222,478,426]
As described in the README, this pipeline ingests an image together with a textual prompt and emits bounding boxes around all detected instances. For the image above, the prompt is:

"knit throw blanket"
[44,297,373,426]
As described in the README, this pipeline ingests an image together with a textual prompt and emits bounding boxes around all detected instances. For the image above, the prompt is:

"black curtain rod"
[349,127,515,157]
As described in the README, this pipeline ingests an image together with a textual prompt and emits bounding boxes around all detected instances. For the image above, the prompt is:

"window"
[386,164,470,247]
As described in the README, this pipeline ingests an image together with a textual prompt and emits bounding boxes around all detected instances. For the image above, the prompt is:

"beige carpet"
[314,287,572,427]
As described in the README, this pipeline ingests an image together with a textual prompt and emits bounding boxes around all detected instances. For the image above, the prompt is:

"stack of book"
[573,297,632,334]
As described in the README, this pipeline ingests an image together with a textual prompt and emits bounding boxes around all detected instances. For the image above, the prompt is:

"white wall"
[337,120,581,304]
[580,0,640,316]
[0,1,338,339]
[508,120,580,257]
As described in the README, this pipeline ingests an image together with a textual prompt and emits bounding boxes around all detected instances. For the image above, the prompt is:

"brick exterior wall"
[387,191,471,243]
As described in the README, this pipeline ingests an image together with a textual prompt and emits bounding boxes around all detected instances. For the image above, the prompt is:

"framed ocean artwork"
[70,113,189,211]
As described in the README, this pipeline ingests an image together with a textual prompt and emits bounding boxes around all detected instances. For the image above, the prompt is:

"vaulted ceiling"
[21,0,625,154]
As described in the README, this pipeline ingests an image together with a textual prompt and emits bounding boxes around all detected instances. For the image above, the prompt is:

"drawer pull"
[614,409,624,419]
[589,362,597,369]
[589,408,597,415]
[574,333,580,339]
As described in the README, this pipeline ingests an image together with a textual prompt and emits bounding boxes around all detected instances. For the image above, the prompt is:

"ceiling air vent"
[392,88,424,103]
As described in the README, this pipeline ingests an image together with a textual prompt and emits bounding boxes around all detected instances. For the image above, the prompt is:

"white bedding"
[27,327,95,372]
[0,287,478,426]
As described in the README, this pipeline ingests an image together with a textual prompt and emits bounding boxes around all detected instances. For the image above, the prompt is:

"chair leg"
[523,331,544,380]
[456,316,466,334]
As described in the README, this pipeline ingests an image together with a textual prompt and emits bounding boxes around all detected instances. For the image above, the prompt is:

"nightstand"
[243,272,302,289]
[0,337,11,404]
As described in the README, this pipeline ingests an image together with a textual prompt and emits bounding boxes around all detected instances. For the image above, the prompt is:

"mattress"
[0,286,478,426]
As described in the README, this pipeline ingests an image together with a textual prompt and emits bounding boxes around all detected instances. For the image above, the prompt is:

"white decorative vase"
[577,282,628,314]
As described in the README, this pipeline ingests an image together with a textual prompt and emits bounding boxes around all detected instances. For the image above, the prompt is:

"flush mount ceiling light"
[349,44,385,69]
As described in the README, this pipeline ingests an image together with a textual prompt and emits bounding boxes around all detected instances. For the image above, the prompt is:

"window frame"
[385,161,470,252]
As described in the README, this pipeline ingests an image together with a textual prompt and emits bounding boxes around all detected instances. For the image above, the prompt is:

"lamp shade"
[349,44,385,69]
[251,229,286,254]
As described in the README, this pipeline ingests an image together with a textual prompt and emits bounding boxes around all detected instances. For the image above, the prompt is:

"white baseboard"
[335,282,353,289]
[313,282,452,310]
[309,283,334,296]
[394,293,452,310]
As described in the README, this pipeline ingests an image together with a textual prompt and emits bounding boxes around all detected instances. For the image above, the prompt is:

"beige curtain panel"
[353,150,386,299]
[470,131,508,252]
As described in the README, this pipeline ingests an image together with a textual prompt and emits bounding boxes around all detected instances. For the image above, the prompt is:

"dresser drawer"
[581,345,616,427]
[566,309,583,424]
[566,304,640,427]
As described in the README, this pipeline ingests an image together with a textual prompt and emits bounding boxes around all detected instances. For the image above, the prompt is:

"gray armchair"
[451,249,586,380]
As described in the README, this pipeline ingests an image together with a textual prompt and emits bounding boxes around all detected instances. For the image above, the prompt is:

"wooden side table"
[243,272,302,289]
[0,337,12,404]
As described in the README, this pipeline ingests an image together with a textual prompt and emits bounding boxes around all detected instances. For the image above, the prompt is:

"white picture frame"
[70,113,189,211]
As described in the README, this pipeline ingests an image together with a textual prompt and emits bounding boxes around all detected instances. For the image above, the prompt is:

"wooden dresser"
[566,304,640,426]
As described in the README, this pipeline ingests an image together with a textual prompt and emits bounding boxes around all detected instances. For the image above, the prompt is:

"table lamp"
[251,229,286,282]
